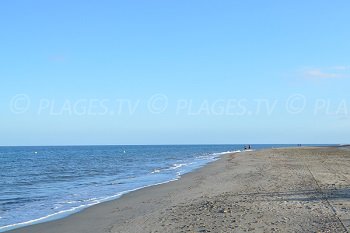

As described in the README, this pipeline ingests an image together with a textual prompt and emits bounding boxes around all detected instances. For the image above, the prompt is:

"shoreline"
[2,150,240,233]
[7,146,350,232]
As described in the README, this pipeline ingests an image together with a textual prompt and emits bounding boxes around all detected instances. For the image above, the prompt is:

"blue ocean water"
[0,144,320,232]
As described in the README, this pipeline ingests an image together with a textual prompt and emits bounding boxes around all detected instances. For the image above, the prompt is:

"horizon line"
[0,143,339,147]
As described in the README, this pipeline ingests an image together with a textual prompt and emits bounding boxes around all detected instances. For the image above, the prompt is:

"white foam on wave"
[151,151,238,176]
[213,150,242,156]
[151,169,161,174]
[151,162,190,174]
[63,200,79,204]
[170,163,187,170]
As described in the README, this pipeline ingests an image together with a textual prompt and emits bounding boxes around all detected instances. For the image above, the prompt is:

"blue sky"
[1,0,350,145]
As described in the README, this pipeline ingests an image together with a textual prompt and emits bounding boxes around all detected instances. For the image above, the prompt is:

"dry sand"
[8,147,350,233]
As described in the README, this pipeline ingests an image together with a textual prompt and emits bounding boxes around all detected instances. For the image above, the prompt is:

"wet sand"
[8,147,350,233]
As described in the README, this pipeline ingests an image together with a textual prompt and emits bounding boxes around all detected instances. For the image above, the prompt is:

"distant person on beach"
[243,145,251,150]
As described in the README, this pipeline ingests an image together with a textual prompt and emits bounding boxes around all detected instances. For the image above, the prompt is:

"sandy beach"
[8,147,350,233]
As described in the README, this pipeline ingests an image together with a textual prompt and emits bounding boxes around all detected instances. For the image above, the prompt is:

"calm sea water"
[0,144,319,232]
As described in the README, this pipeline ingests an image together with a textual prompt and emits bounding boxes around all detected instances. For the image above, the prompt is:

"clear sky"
[1,0,350,146]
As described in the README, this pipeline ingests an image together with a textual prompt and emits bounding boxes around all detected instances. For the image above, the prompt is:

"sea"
[0,144,325,232]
